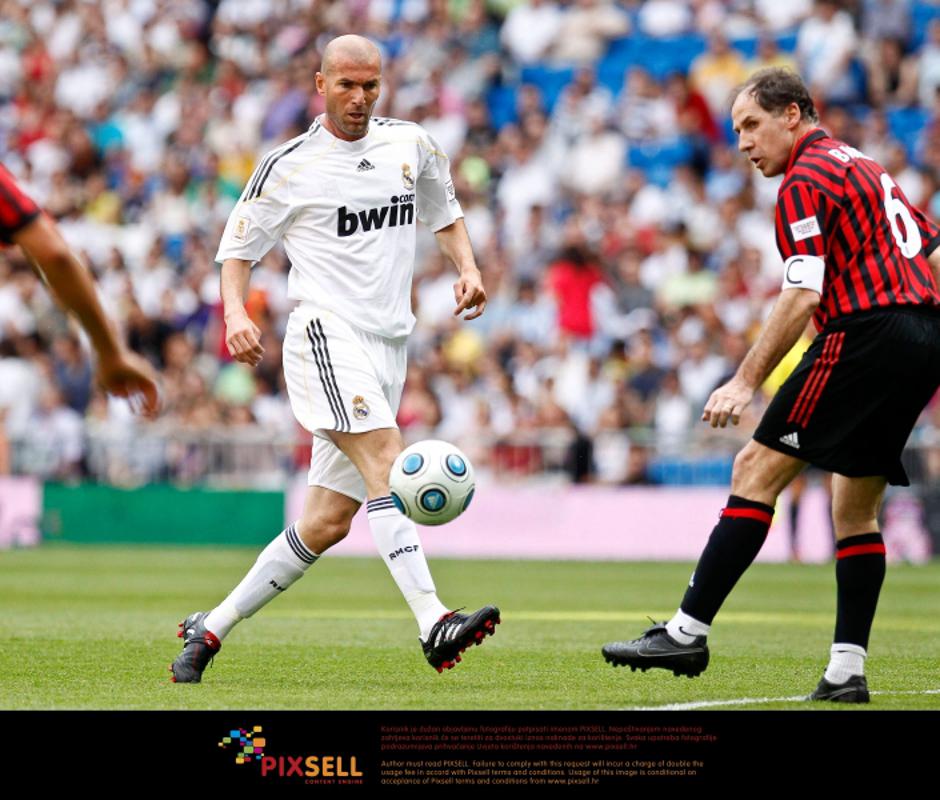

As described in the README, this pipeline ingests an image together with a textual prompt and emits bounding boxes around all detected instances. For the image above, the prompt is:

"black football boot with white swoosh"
[602,621,709,677]
[808,674,870,703]
[421,606,501,673]
[169,611,221,683]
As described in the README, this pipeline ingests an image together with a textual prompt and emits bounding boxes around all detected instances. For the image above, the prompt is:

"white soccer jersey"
[216,115,464,338]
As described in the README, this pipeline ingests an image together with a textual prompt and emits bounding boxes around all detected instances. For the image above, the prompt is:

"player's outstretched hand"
[97,349,162,418]
[225,310,264,367]
[453,268,487,321]
[702,377,754,428]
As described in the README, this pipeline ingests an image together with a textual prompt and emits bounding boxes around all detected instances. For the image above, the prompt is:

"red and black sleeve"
[0,163,40,244]
[910,202,940,258]
[774,178,834,262]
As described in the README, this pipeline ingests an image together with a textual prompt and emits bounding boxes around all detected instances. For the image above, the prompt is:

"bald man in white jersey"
[170,36,499,683]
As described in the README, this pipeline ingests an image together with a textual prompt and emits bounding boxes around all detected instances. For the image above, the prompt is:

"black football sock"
[678,495,775,625]
[833,532,886,650]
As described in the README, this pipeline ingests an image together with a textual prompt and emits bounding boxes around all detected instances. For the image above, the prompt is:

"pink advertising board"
[0,477,41,549]
[286,478,835,562]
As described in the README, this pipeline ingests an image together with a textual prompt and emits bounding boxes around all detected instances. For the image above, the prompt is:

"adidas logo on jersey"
[356,159,375,172]
[779,432,800,449]
[337,194,415,237]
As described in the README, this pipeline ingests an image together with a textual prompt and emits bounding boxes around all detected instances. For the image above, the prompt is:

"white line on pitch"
[627,688,940,711]
[627,696,805,710]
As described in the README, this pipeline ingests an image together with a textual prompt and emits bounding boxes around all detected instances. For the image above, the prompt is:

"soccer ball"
[389,440,475,526]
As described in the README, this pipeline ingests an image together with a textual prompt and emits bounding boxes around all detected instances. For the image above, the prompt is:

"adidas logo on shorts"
[779,432,801,449]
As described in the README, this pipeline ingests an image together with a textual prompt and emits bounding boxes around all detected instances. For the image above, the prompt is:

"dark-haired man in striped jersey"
[170,35,499,683]
[603,68,940,702]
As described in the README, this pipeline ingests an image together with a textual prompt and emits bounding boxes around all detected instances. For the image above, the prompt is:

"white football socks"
[366,496,448,639]
[824,643,866,684]
[666,610,711,645]
[203,522,319,640]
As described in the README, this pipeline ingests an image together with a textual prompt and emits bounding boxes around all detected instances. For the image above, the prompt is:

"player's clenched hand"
[702,377,754,428]
[225,310,264,366]
[453,268,487,320]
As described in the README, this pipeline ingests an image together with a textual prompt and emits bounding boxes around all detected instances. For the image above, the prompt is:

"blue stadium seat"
[729,33,798,59]
[627,137,695,187]
[638,34,707,79]
[486,85,518,130]
[602,34,706,81]
[887,106,930,161]
[731,36,759,60]
[596,56,631,96]
[596,31,798,104]
[519,65,576,112]
[721,115,737,145]
[606,36,635,61]
[776,32,798,53]
[848,57,869,104]
[847,103,873,123]
[912,1,940,50]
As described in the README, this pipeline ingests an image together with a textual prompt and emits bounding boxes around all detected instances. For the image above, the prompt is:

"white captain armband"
[781,254,825,294]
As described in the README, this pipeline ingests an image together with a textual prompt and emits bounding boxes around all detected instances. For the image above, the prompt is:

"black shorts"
[753,306,940,486]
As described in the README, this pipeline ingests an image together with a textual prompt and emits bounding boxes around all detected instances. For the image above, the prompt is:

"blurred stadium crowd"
[2,0,940,486]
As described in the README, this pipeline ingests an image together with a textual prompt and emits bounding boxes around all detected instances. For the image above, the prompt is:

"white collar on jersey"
[312,114,374,151]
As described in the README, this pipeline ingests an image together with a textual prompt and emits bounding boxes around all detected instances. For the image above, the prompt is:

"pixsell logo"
[219,725,364,784]
[219,726,266,764]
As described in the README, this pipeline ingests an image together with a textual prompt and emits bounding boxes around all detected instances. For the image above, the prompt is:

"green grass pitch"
[1,544,938,710]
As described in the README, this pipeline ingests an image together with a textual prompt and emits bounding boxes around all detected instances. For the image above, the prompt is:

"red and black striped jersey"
[0,163,40,244]
[775,128,940,330]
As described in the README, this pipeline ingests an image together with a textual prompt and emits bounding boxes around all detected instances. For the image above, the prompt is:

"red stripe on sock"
[720,507,773,526]
[836,543,886,560]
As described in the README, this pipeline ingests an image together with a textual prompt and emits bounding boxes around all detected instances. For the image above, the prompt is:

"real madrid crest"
[352,395,370,420]
[401,163,414,190]
[233,216,250,242]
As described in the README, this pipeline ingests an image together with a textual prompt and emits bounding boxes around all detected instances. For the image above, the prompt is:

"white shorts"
[282,302,407,503]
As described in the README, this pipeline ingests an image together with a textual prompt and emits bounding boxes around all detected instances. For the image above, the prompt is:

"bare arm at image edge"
[13,214,161,417]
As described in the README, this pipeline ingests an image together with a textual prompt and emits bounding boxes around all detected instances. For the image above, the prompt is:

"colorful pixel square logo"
[219,726,266,765]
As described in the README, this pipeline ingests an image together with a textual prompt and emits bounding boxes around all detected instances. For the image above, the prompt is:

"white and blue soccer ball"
[389,440,475,526]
